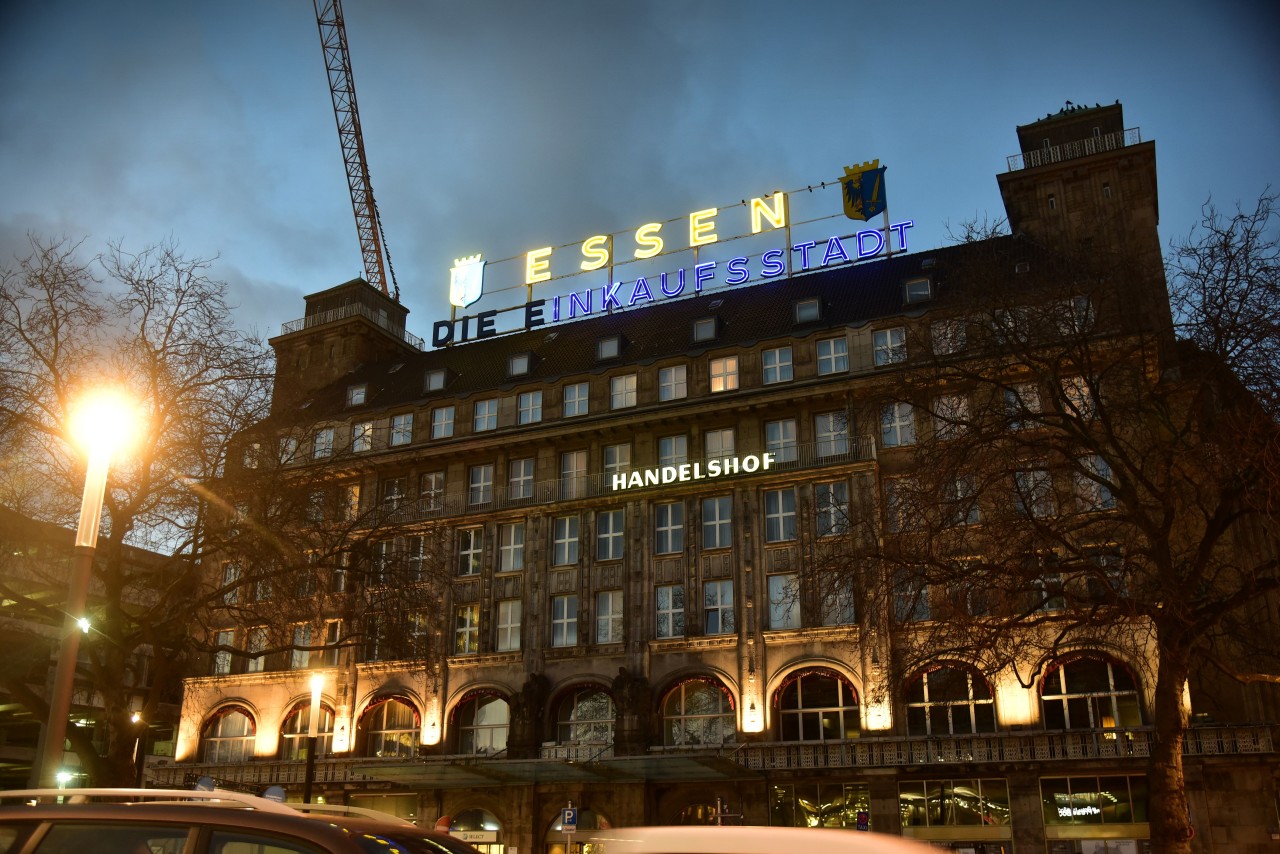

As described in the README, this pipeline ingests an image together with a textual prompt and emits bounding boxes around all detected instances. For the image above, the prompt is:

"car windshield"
[345,829,477,854]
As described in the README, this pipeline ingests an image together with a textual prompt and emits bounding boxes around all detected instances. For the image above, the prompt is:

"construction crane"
[312,0,398,299]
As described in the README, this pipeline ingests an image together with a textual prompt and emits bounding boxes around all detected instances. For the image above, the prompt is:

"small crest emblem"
[449,254,485,308]
[841,160,888,221]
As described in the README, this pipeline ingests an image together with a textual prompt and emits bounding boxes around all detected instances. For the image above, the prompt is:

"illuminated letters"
[689,208,718,247]
[526,246,553,284]
[750,193,788,233]
[581,235,610,271]
[634,222,663,259]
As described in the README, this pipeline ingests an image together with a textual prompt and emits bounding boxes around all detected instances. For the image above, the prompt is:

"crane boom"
[313,0,396,298]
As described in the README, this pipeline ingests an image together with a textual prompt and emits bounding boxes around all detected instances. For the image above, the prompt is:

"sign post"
[562,804,578,852]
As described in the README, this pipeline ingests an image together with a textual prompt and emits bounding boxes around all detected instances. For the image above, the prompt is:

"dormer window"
[693,317,718,342]
[793,298,820,323]
[904,277,933,304]
[346,384,367,406]
[509,353,532,377]
[424,368,446,393]
[597,335,622,360]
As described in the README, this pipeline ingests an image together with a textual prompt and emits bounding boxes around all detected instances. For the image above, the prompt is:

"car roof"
[584,826,935,854]
[303,815,482,854]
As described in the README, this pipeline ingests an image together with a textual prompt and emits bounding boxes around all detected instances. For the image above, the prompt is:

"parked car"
[0,789,480,854]
[582,825,936,854]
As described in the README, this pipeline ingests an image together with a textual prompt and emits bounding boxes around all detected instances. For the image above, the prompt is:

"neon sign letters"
[611,453,777,492]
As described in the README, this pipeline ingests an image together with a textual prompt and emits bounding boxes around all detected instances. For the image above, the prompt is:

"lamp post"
[36,389,140,788]
[302,673,324,803]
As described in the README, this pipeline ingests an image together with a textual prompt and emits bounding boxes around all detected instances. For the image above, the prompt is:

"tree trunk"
[1147,637,1193,853]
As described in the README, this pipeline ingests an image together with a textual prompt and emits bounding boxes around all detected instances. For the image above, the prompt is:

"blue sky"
[2,1,1277,344]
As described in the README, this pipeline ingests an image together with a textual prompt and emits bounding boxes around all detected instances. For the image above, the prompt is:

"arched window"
[906,665,997,736]
[555,687,614,745]
[662,678,735,746]
[453,693,509,755]
[777,669,859,741]
[279,701,335,760]
[361,697,419,758]
[201,707,255,763]
[1041,655,1142,730]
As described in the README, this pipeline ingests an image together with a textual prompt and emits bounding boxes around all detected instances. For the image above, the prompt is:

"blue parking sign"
[562,807,578,829]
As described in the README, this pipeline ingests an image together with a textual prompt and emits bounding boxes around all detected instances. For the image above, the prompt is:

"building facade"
[156,104,1279,853]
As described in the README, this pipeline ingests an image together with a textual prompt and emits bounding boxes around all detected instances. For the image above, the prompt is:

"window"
[816,481,849,537]
[654,501,684,554]
[280,702,334,760]
[563,381,589,417]
[405,536,426,583]
[656,584,685,639]
[659,364,687,401]
[517,390,542,424]
[906,666,996,736]
[458,527,483,576]
[595,590,624,644]
[703,427,735,460]
[557,688,615,745]
[419,471,444,510]
[322,619,343,666]
[702,496,733,549]
[1056,295,1094,335]
[901,778,1011,828]
[893,568,931,622]
[703,579,735,634]
[693,317,717,341]
[509,353,531,376]
[424,368,446,392]
[381,477,406,510]
[873,326,907,365]
[816,411,850,456]
[346,384,366,406]
[610,374,637,409]
[1034,572,1066,612]
[473,398,498,431]
[930,319,966,355]
[551,594,578,647]
[879,402,916,447]
[1061,375,1096,419]
[603,443,631,478]
[1015,467,1055,518]
[596,509,624,560]
[468,463,493,505]
[508,457,534,500]
[560,449,588,499]
[816,336,848,375]
[762,346,793,384]
[553,515,579,565]
[220,562,241,605]
[767,573,801,629]
[821,577,857,626]
[597,335,621,360]
[213,629,235,675]
[778,670,859,741]
[1004,383,1042,430]
[455,694,509,755]
[496,599,521,652]
[932,393,969,439]
[764,487,797,542]
[1041,776,1148,826]
[499,522,525,571]
[663,679,734,746]
[904,277,932,303]
[709,355,739,392]
[945,476,981,526]
[454,605,479,654]
[765,418,798,462]
[278,435,299,464]
[1076,454,1115,511]
[313,427,334,459]
[201,707,255,763]
[290,623,311,670]
[363,698,418,758]
[794,298,821,323]
[658,434,688,466]
[1040,656,1142,730]
[431,405,454,439]
[389,413,413,446]
[245,627,266,673]
[351,421,373,452]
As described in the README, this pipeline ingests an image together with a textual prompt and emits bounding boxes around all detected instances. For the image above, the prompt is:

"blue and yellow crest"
[841,160,887,221]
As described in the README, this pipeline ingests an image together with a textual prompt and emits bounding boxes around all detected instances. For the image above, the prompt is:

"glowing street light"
[36,387,143,788]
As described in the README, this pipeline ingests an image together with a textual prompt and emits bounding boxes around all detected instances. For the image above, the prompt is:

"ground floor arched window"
[555,686,614,746]
[201,706,255,763]
[662,677,735,746]
[453,692,509,755]
[776,669,859,741]
[1040,654,1142,730]
[905,664,997,736]
[360,696,419,758]
[279,701,335,759]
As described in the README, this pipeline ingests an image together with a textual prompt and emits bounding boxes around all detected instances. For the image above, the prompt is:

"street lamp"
[36,388,142,788]
[302,673,325,804]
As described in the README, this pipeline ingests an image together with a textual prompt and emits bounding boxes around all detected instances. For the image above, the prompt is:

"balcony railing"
[379,436,877,525]
[146,724,1273,789]
[280,303,425,350]
[1006,127,1142,172]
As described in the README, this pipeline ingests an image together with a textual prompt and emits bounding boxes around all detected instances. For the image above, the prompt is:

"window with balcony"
[556,688,615,745]
[663,679,734,746]
[508,457,534,501]
[561,449,588,499]
[906,665,997,736]
[454,694,509,755]
[468,463,494,505]
[1040,656,1142,730]
[777,670,859,741]
[765,418,798,462]
[658,434,688,466]
[816,411,850,456]
[703,427,735,461]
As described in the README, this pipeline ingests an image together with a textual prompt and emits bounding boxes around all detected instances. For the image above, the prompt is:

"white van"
[583,825,936,853]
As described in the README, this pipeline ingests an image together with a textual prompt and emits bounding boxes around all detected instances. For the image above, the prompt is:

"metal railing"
[1006,128,1142,172]
[378,436,877,525]
[280,303,425,350]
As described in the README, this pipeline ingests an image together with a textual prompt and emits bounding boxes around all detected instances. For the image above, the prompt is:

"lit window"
[200,707,255,763]
[595,590,624,644]
[765,419,797,463]
[473,398,498,432]
[431,405,454,439]
[656,584,685,639]
[346,384,367,406]
[873,327,907,366]
[389,413,413,446]
[879,402,916,448]
[693,317,717,342]
[351,421,373,453]
[556,688,614,745]
[563,381,589,417]
[655,502,684,554]
[455,695,508,755]
[597,335,621,360]
[517,390,543,425]
[551,594,578,647]
[794,298,820,323]
[816,337,849,375]
[659,364,687,401]
[703,579,735,635]
[764,487,797,542]
[762,347,793,384]
[454,605,479,655]
[610,374,637,409]
[709,355,738,393]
